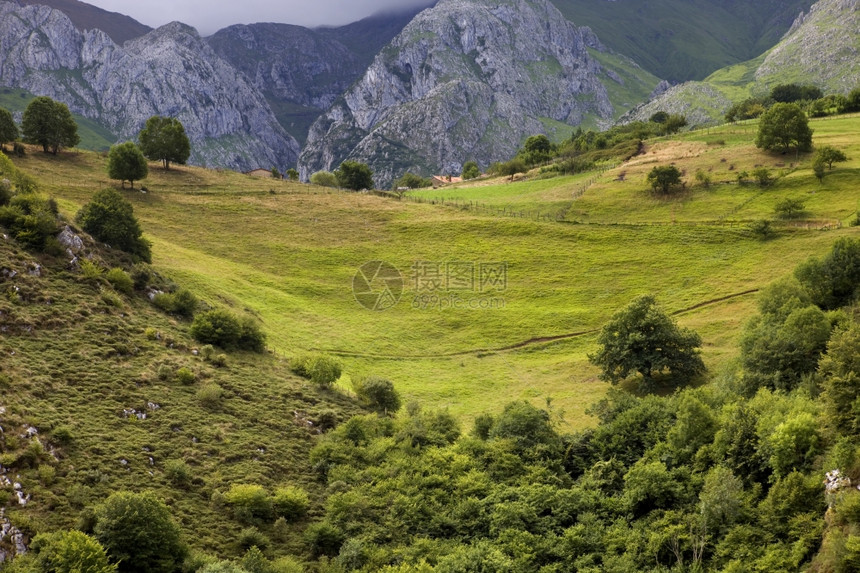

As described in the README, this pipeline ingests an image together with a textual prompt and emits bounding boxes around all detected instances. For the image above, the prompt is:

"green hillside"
[0,113,859,569]
[551,0,813,82]
[0,88,116,152]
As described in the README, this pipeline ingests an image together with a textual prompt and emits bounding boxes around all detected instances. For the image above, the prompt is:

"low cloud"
[86,0,434,35]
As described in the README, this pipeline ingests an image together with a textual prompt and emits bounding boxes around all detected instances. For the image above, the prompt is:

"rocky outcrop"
[299,0,644,187]
[623,0,860,127]
[620,82,732,126]
[208,7,430,144]
[209,23,362,111]
[0,2,299,172]
[755,0,860,93]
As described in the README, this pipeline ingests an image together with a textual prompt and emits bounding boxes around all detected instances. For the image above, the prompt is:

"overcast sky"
[83,0,434,35]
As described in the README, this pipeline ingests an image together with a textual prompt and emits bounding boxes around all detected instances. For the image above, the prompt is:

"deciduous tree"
[816,145,847,169]
[22,96,80,155]
[138,116,190,169]
[461,161,481,180]
[76,188,151,262]
[646,165,683,195]
[0,107,19,150]
[589,295,704,388]
[755,103,813,153]
[93,491,186,573]
[335,160,374,190]
[107,142,148,189]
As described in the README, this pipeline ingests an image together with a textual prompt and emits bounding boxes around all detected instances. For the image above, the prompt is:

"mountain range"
[0,0,857,179]
[624,0,860,126]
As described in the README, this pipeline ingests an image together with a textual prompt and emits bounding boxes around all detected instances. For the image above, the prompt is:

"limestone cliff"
[299,0,658,187]
[0,2,299,171]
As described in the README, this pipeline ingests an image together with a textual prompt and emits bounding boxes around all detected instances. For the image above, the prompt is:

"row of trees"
[727,84,860,122]
[106,117,191,188]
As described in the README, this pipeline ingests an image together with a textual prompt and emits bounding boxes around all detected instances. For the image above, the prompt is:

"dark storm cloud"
[84,0,434,35]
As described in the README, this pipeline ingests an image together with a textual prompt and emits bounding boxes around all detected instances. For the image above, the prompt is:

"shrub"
[749,219,775,240]
[79,259,104,281]
[272,486,310,521]
[752,167,772,187]
[304,522,344,558]
[130,264,153,290]
[354,376,401,414]
[190,309,266,351]
[197,384,224,409]
[156,364,173,381]
[290,352,342,385]
[237,527,270,552]
[0,193,58,251]
[164,459,192,488]
[30,530,116,573]
[175,367,195,386]
[52,426,73,445]
[310,171,338,188]
[76,188,151,262]
[105,268,133,295]
[225,484,273,523]
[153,288,197,317]
[93,491,186,573]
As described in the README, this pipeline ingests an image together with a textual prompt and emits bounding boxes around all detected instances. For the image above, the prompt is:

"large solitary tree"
[21,96,80,155]
[138,116,190,169]
[589,295,705,388]
[755,102,813,153]
[646,165,683,195]
[107,142,148,189]
[335,160,374,190]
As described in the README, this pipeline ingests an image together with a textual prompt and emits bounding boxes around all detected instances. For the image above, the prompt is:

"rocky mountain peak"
[0,1,299,172]
[299,0,628,187]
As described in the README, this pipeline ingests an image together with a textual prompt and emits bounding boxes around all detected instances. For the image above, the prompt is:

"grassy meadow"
[11,115,860,429]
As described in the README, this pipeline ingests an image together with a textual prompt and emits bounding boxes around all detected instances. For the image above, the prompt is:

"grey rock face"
[299,0,618,187]
[624,0,860,127]
[755,0,860,93]
[209,23,363,111]
[0,3,299,171]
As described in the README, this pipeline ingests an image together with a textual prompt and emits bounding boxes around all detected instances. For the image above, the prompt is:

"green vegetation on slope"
[552,0,813,82]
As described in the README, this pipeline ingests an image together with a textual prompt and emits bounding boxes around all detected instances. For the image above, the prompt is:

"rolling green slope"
[0,88,116,151]
[1,111,858,566]
[551,0,813,82]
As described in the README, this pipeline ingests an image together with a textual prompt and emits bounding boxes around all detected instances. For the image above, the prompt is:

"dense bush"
[310,171,338,188]
[189,309,265,351]
[105,268,133,295]
[29,530,116,573]
[0,193,59,251]
[76,188,151,262]
[93,491,186,573]
[225,484,273,523]
[153,288,198,317]
[271,486,310,521]
[290,352,342,385]
[354,376,401,414]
